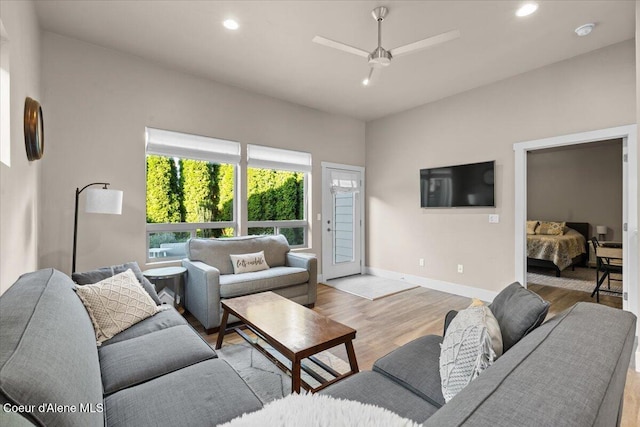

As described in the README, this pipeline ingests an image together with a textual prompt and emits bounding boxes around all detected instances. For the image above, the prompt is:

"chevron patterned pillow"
[439,303,499,403]
[75,269,166,345]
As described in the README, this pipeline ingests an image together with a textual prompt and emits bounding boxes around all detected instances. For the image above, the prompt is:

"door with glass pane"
[322,164,363,280]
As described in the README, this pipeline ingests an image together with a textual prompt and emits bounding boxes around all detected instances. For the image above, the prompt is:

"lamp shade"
[596,225,607,235]
[85,188,123,214]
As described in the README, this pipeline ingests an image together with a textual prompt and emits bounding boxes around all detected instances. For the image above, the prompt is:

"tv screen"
[420,161,495,208]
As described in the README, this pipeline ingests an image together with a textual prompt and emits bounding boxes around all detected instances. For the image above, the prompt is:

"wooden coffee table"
[215,291,359,393]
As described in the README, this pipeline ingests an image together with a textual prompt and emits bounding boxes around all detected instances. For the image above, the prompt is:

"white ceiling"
[34,1,635,121]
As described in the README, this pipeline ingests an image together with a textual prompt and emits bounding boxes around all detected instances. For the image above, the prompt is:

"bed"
[526,221,589,277]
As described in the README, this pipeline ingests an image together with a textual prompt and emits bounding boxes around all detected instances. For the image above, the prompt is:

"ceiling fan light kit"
[312,6,460,85]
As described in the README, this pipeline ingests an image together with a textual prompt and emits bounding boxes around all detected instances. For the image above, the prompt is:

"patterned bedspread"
[527,228,586,271]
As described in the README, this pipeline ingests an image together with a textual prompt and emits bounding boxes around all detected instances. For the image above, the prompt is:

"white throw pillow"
[230,251,270,274]
[469,298,503,357]
[75,269,165,345]
[439,300,502,402]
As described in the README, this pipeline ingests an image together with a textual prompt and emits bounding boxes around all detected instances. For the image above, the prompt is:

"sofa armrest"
[286,253,317,305]
[443,310,458,336]
[182,260,222,330]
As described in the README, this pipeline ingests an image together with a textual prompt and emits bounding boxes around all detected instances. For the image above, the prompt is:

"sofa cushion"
[321,371,439,423]
[102,307,187,345]
[219,266,309,298]
[488,282,549,352]
[73,261,162,305]
[99,324,216,395]
[105,358,263,427]
[422,303,636,427]
[187,235,290,275]
[75,269,166,344]
[0,269,103,427]
[373,335,446,408]
[439,303,498,402]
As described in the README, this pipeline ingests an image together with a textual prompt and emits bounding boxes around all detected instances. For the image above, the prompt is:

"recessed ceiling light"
[516,3,538,17]
[223,19,239,30]
[575,23,595,37]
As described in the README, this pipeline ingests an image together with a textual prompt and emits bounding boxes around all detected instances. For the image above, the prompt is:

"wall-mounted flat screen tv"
[420,161,495,208]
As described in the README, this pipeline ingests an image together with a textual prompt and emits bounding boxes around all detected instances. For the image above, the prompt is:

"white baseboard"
[364,266,498,303]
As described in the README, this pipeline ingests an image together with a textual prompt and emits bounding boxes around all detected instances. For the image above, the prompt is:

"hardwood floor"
[191,283,639,426]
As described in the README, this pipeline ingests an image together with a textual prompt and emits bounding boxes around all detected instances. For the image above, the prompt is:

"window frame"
[1,19,10,167]
[144,132,313,262]
[246,144,311,249]
[145,128,240,263]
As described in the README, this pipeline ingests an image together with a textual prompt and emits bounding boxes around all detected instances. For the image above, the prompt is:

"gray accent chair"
[0,268,263,426]
[182,234,317,333]
[323,283,637,426]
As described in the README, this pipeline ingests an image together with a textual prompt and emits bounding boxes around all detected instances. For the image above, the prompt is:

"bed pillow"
[526,220,539,235]
[75,269,166,345]
[230,251,270,274]
[439,301,499,402]
[536,221,565,235]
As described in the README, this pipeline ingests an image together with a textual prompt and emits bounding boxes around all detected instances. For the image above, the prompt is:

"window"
[145,128,240,261]
[1,20,10,167]
[247,145,311,247]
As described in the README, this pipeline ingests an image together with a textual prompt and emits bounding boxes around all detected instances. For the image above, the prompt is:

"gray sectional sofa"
[323,283,637,426]
[182,234,317,333]
[1,268,636,427]
[0,268,263,426]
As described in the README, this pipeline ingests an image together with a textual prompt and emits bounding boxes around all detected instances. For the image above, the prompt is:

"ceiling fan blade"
[312,35,370,58]
[363,67,381,86]
[389,29,460,58]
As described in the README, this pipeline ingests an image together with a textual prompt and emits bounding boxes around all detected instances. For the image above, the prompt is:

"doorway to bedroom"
[514,125,637,322]
[525,139,623,309]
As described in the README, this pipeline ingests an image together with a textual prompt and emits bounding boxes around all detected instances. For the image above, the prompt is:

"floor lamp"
[73,182,123,273]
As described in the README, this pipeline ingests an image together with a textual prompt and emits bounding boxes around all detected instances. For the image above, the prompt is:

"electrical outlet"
[457,264,464,273]
[419,258,425,267]
[489,214,499,224]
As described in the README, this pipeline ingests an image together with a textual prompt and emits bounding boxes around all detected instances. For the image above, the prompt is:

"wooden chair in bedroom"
[590,237,623,303]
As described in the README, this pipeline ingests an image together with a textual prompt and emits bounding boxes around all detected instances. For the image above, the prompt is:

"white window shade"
[247,144,312,173]
[330,170,360,193]
[146,127,240,164]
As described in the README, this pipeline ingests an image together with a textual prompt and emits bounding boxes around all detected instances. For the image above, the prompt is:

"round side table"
[142,266,186,309]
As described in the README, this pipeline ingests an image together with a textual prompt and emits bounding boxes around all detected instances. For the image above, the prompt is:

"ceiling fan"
[312,6,460,86]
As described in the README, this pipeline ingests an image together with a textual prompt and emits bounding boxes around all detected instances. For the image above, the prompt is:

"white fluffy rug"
[219,393,421,427]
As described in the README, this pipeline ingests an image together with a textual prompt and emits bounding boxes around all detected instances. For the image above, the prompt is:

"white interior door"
[322,164,364,280]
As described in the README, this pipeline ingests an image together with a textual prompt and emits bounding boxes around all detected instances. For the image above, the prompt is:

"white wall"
[365,40,635,294]
[39,32,365,275]
[635,0,640,368]
[0,1,41,294]
[527,140,623,241]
